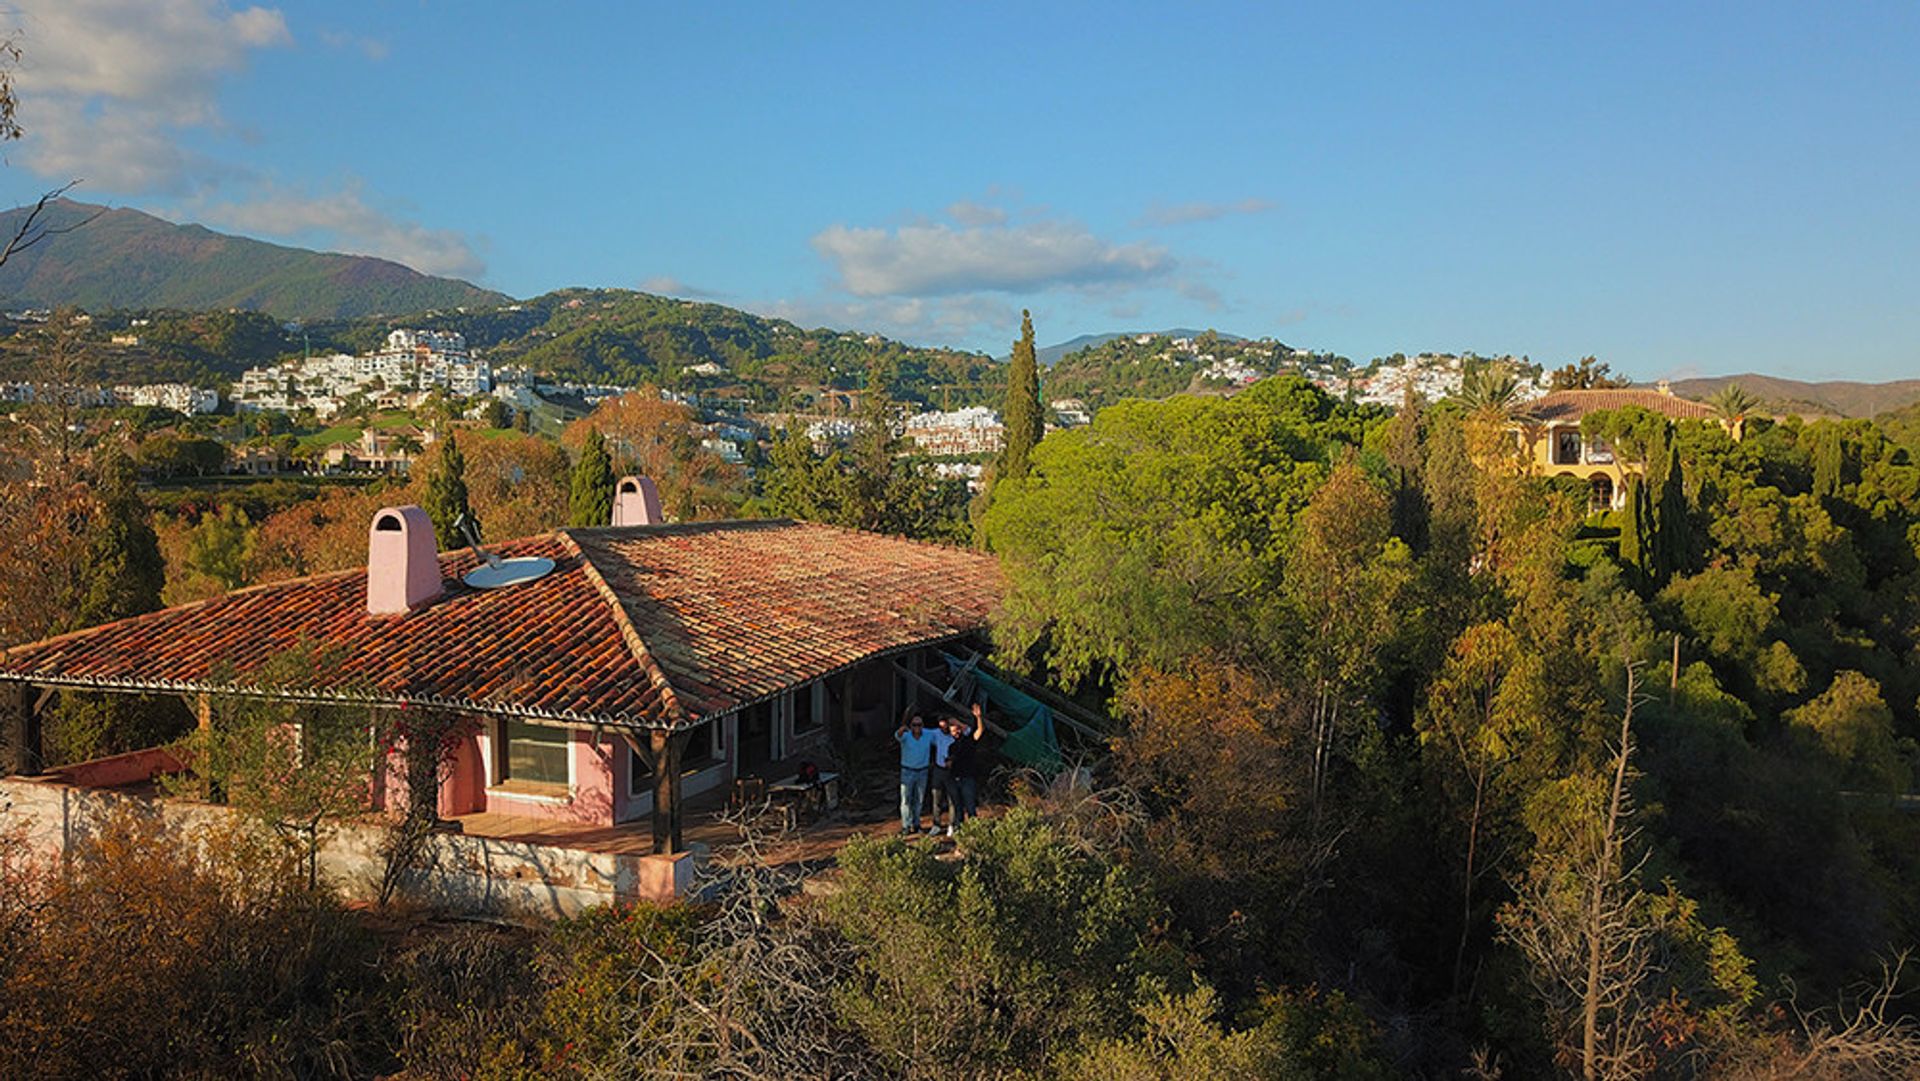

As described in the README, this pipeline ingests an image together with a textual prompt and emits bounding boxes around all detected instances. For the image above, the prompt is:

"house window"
[630,722,721,795]
[502,719,569,787]
[1554,430,1583,465]
[792,681,822,734]
[1587,438,1615,465]
[686,721,720,769]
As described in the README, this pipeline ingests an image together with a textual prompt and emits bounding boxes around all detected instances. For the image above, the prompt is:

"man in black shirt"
[943,702,986,835]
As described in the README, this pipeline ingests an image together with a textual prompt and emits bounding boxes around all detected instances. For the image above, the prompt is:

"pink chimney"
[612,475,664,526]
[367,505,443,615]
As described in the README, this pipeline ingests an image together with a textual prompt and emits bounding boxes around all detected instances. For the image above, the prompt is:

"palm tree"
[1454,366,1532,469]
[1707,383,1762,441]
[1455,367,1524,421]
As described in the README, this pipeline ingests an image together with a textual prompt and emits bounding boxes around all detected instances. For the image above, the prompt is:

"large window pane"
[504,720,569,786]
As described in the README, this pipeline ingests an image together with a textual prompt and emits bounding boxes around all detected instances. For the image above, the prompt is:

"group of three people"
[894,701,984,837]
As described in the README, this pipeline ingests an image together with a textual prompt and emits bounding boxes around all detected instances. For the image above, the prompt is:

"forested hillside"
[0,201,507,319]
[980,378,1920,1076]
[1044,329,1347,408]
[3,370,1919,1077]
[0,286,1003,411]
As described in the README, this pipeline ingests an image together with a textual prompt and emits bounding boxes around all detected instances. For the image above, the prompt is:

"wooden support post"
[3,680,40,776]
[649,728,691,855]
[1670,633,1681,698]
[192,692,223,803]
[618,729,654,772]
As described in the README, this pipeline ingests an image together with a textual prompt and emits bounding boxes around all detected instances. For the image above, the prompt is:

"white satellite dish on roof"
[452,513,556,590]
[464,556,556,590]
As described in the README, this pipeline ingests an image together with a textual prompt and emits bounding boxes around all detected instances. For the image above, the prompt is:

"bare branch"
[0,182,100,271]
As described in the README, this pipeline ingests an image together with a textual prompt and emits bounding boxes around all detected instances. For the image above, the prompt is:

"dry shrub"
[0,805,387,1079]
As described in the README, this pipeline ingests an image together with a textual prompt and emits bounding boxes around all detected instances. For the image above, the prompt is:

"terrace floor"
[448,776,942,868]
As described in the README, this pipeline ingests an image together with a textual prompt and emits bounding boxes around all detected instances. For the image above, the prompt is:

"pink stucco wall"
[465,726,618,825]
[370,722,621,826]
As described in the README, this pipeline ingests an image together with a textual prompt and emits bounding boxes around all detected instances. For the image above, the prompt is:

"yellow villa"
[1515,384,1718,511]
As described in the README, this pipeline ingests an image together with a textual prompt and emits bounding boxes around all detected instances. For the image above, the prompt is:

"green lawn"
[296,425,363,451]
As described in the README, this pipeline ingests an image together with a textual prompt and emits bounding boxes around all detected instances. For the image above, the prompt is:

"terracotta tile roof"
[0,521,1002,730]
[1522,388,1718,424]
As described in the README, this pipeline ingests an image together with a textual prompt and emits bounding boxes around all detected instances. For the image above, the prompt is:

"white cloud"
[197,184,486,280]
[8,3,486,282]
[1176,278,1225,308]
[10,0,291,189]
[1137,197,1275,227]
[811,219,1173,297]
[945,199,1008,227]
[318,29,390,61]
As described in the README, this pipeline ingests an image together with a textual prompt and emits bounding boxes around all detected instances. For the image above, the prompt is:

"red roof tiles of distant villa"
[1522,388,1718,424]
[0,520,1002,730]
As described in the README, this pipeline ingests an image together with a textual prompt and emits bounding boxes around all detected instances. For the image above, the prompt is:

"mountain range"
[4,200,1917,419]
[1669,373,1920,418]
[0,200,507,321]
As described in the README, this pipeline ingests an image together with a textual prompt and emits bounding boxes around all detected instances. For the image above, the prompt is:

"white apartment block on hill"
[904,405,1004,456]
[233,328,491,415]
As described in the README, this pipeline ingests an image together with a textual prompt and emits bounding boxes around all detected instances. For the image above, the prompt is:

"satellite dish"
[450,512,555,589]
[464,556,555,590]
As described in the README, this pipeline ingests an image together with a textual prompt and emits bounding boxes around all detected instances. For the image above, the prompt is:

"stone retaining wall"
[0,773,639,920]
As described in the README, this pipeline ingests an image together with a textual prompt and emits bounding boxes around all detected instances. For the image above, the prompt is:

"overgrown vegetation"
[4,362,1920,1078]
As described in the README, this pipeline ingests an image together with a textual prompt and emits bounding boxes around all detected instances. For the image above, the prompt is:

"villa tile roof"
[0,520,1001,730]
[1522,388,1718,424]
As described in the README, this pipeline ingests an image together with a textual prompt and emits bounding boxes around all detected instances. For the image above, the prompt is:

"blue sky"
[4,2,1918,380]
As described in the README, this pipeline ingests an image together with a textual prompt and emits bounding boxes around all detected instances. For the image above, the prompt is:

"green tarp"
[945,655,1061,771]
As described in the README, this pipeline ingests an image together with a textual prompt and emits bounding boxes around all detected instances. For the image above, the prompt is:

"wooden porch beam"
[886,659,1012,738]
[649,728,692,855]
[3,680,41,776]
[617,728,654,771]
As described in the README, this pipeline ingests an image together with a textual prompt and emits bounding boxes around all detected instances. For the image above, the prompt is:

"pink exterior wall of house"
[465,725,619,825]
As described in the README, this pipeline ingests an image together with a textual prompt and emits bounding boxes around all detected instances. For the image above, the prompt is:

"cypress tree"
[569,427,616,527]
[421,432,476,547]
[999,309,1044,481]
[1618,474,1648,579]
[69,447,164,629]
[1652,440,1688,583]
[1812,426,1843,499]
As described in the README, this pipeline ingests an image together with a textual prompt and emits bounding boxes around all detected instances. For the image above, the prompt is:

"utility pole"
[1670,633,1680,698]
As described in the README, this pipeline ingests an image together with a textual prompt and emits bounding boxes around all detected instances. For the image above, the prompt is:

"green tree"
[187,504,255,591]
[1651,439,1689,583]
[1549,356,1630,390]
[1455,366,1526,421]
[1417,620,1542,995]
[68,447,164,629]
[982,376,1358,683]
[420,432,476,547]
[1786,670,1911,794]
[826,807,1178,1075]
[999,309,1044,481]
[568,426,616,527]
[1284,460,1415,826]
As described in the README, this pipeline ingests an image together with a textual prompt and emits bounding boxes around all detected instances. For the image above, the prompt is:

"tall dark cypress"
[1619,474,1648,578]
[999,310,1044,481]
[1652,440,1689,583]
[421,432,476,547]
[569,427,616,527]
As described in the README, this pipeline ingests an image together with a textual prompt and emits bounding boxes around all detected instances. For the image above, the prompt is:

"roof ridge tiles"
[558,528,693,728]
